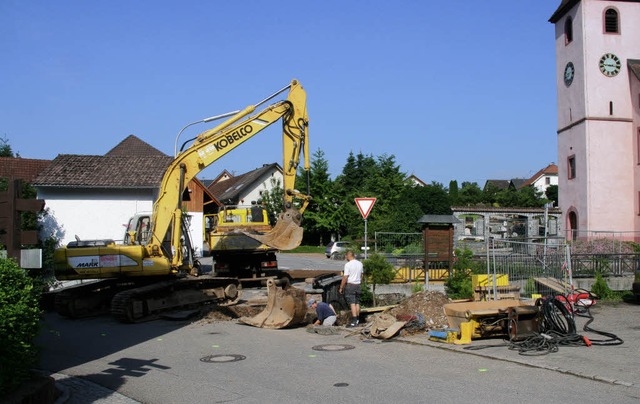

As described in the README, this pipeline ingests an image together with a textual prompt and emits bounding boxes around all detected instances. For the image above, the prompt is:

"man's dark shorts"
[345,283,361,305]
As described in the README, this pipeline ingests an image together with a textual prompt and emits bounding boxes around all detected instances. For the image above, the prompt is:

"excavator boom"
[151,80,310,269]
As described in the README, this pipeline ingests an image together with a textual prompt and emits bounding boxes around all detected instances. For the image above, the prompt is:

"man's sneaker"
[355,318,360,326]
[346,320,357,328]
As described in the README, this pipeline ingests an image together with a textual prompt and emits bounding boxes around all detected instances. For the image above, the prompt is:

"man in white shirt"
[339,250,363,327]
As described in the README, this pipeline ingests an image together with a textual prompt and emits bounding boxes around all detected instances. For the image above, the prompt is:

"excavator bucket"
[243,208,303,251]
[238,278,307,329]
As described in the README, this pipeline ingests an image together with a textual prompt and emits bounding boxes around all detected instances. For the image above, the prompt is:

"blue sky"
[1,1,559,185]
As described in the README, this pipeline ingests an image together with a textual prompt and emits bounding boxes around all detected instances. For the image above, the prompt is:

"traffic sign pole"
[364,218,368,260]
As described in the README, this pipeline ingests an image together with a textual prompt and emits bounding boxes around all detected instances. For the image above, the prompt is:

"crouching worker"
[308,298,337,326]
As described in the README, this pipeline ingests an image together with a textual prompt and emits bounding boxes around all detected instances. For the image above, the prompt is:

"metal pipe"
[174,110,240,157]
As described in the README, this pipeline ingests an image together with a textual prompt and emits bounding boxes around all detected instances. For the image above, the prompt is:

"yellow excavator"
[52,80,310,327]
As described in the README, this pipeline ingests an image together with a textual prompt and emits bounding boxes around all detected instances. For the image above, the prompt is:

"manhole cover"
[200,354,246,363]
[312,344,355,352]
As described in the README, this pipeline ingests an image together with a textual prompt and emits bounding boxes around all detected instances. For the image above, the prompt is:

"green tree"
[385,182,452,233]
[515,185,545,207]
[296,149,338,245]
[0,135,14,157]
[448,180,459,205]
[458,182,483,206]
[334,152,408,240]
[260,177,284,225]
[363,253,396,306]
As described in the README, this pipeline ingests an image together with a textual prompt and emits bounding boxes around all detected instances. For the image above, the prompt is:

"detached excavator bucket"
[239,278,307,329]
[243,208,303,251]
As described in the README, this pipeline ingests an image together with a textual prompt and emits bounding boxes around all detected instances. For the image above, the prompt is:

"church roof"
[549,0,579,23]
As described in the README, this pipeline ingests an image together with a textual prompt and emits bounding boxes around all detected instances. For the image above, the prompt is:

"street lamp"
[174,110,240,157]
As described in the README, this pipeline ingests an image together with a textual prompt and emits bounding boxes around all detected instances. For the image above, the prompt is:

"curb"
[394,337,637,389]
[46,372,140,403]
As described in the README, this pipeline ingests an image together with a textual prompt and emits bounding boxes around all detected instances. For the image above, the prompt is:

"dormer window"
[564,17,573,44]
[604,8,619,33]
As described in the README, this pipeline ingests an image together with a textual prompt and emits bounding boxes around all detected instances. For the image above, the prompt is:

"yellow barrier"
[472,274,509,288]
[391,268,449,283]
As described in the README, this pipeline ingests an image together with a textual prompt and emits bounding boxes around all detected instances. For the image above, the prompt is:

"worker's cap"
[307,298,316,307]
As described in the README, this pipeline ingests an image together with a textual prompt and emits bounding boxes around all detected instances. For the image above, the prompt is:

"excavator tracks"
[110,276,241,323]
[53,279,134,319]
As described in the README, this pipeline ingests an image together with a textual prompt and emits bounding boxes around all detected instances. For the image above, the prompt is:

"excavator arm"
[149,80,310,268]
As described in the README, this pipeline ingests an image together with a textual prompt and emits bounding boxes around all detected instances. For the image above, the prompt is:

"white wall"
[37,188,155,246]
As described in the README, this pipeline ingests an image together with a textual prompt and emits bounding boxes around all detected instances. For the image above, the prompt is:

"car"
[325,241,349,259]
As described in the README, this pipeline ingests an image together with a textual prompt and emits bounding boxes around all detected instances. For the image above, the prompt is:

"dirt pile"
[385,291,451,333]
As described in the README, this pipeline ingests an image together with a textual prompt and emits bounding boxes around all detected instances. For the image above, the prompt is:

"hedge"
[0,258,41,395]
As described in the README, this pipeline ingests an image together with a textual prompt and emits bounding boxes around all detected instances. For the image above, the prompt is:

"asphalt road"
[35,253,640,403]
[37,312,640,404]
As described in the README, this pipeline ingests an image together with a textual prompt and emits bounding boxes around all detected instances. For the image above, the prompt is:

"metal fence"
[373,232,639,295]
[479,238,638,300]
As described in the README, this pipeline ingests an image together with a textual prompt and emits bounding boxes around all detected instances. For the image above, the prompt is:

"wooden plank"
[360,304,398,314]
[21,231,38,245]
[16,199,45,212]
[534,277,570,294]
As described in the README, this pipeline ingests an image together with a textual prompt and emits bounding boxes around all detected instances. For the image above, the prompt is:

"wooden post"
[0,179,45,263]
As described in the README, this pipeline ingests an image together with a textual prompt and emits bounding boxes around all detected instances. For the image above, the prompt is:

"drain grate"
[334,383,349,387]
[200,354,246,363]
[312,344,355,352]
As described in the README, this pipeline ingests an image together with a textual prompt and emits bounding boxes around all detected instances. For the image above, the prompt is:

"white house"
[33,135,218,253]
[207,163,284,207]
[521,163,559,195]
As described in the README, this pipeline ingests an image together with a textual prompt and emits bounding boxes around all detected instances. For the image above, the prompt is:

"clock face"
[564,62,575,86]
[599,53,621,77]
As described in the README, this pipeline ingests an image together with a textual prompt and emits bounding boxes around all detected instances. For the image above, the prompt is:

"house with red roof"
[33,135,219,253]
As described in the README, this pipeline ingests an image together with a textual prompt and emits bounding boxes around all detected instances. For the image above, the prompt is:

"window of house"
[604,8,619,33]
[545,177,551,185]
[568,155,576,179]
[564,17,573,44]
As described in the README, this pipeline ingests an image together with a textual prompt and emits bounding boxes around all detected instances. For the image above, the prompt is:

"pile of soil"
[385,291,451,333]
[198,304,265,323]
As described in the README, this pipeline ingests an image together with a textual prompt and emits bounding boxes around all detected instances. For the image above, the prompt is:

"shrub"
[445,248,475,299]
[363,254,396,305]
[591,271,613,300]
[359,282,373,307]
[524,278,537,296]
[412,280,424,293]
[445,269,473,299]
[0,258,42,395]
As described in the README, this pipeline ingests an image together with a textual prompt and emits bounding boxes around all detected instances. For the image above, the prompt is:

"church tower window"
[564,17,573,44]
[604,8,619,33]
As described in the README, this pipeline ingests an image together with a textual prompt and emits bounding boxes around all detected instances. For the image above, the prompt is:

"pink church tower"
[550,0,640,240]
